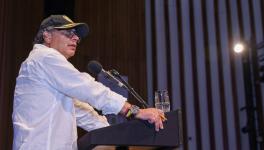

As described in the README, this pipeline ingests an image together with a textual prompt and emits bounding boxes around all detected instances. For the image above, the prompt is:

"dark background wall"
[1,0,264,150]
[0,0,43,149]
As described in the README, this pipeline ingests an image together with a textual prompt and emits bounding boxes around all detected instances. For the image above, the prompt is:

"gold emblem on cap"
[63,15,74,23]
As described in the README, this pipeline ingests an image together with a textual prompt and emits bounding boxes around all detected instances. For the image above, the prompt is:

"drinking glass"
[154,90,170,112]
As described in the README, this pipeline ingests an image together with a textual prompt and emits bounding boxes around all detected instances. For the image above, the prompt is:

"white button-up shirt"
[12,44,126,150]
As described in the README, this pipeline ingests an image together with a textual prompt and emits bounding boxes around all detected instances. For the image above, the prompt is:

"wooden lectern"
[78,110,183,150]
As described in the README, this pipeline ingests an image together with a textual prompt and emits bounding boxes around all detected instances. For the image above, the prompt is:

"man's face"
[48,29,80,59]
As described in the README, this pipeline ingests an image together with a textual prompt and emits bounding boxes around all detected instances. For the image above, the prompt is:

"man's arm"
[74,99,109,131]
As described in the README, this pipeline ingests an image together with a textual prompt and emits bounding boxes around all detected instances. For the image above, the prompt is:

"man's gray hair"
[33,27,54,44]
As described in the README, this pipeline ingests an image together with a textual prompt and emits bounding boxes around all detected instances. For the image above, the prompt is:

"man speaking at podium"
[12,15,165,150]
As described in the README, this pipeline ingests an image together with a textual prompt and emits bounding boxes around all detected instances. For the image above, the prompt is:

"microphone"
[109,69,149,108]
[87,60,149,108]
[87,61,127,88]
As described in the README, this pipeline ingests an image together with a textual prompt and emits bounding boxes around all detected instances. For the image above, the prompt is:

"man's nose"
[72,35,80,43]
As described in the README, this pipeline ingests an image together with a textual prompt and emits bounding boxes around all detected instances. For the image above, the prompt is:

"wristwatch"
[126,105,140,118]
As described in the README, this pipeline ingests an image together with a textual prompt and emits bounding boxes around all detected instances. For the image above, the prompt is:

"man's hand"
[119,102,166,131]
[135,108,166,131]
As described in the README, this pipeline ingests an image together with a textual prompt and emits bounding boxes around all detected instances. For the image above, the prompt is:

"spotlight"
[234,43,245,53]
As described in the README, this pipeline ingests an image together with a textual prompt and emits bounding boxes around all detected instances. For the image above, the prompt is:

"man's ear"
[43,31,52,44]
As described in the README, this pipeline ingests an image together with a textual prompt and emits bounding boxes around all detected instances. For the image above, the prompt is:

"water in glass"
[155,90,170,112]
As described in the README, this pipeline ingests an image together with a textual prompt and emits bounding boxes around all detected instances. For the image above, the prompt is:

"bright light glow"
[234,43,245,53]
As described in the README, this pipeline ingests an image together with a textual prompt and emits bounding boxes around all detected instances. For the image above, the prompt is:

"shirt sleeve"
[73,99,109,131]
[38,51,126,115]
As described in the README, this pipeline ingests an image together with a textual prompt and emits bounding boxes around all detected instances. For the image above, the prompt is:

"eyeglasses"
[57,29,81,43]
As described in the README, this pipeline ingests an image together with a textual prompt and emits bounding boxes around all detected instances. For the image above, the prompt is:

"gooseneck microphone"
[87,60,103,76]
[87,60,126,88]
[87,60,149,108]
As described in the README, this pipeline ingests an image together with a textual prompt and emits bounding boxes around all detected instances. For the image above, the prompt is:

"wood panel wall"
[73,0,147,106]
[0,1,43,149]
